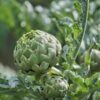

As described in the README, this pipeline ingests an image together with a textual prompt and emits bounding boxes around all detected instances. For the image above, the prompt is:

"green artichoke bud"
[14,30,62,74]
[43,76,68,98]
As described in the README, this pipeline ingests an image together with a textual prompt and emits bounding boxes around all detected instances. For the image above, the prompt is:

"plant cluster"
[0,0,100,100]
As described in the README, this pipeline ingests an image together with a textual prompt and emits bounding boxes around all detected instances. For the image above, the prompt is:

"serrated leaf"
[72,23,82,39]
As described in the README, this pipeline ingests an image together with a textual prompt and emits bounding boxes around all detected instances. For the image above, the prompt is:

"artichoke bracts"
[14,30,62,74]
[32,75,68,99]
[42,76,68,98]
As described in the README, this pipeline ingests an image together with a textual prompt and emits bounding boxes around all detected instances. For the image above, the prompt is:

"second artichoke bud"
[43,76,68,99]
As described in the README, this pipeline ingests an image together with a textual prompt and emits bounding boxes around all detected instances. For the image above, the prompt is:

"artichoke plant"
[14,30,62,75]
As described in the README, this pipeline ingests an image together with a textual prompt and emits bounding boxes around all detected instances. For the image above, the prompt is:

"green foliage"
[0,0,100,100]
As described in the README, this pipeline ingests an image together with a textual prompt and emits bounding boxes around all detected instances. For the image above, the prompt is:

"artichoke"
[14,30,62,74]
[43,75,68,99]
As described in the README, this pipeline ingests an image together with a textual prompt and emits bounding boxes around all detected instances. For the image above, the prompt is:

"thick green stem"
[74,0,89,60]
